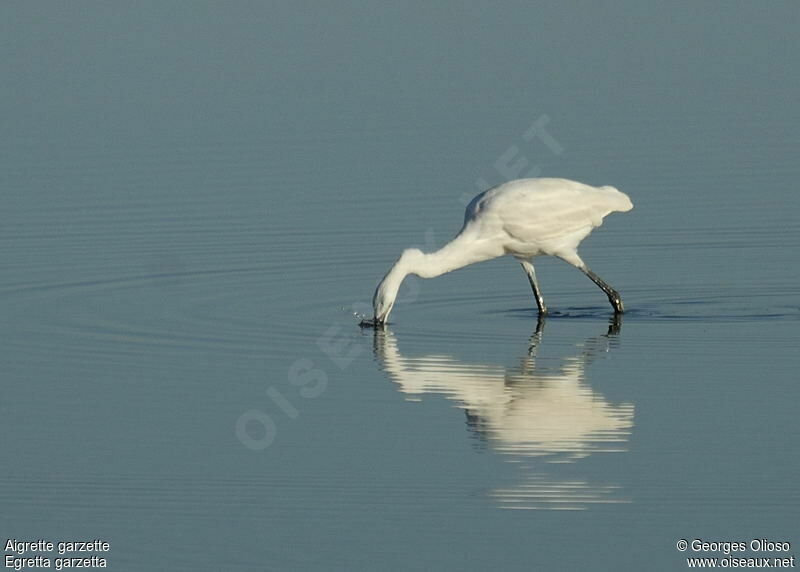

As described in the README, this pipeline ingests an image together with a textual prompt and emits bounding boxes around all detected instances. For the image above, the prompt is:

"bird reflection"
[372,316,635,510]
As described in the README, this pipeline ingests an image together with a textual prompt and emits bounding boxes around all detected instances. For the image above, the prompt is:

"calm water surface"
[2,3,798,570]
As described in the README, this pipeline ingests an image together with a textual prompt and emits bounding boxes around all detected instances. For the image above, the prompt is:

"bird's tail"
[600,185,633,212]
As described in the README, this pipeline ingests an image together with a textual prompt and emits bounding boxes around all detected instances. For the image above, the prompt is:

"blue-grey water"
[2,3,798,570]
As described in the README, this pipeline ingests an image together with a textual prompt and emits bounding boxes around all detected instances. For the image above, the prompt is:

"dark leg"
[520,260,547,315]
[580,267,625,314]
[607,312,623,335]
[528,313,546,356]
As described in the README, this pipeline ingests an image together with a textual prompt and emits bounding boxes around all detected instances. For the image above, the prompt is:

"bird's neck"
[406,235,485,279]
[374,244,466,312]
[373,232,501,321]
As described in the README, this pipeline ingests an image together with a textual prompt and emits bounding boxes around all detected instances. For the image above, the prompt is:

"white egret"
[368,178,633,325]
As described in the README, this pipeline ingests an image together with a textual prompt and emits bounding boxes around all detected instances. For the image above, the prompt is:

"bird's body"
[369,178,633,325]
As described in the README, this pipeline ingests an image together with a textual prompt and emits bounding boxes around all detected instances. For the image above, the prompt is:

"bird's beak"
[359,315,383,329]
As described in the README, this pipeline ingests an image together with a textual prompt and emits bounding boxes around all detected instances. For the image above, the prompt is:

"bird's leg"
[527,314,546,357]
[520,260,547,315]
[580,267,625,314]
[607,312,623,335]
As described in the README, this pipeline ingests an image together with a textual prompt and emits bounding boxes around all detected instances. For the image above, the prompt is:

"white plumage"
[369,178,633,325]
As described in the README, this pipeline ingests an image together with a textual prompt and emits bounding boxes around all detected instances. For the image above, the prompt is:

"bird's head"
[372,248,422,325]
[372,281,395,326]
